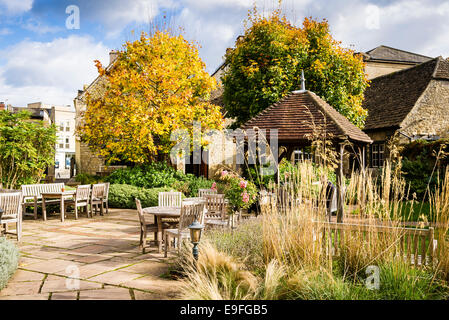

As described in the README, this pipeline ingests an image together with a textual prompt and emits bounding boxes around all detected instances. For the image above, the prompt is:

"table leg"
[157,216,163,253]
[42,196,47,221]
[60,197,65,222]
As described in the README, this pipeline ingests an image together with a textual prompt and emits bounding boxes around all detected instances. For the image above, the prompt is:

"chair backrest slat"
[76,185,91,201]
[104,182,110,200]
[0,192,23,219]
[198,188,217,198]
[92,184,105,198]
[158,192,182,207]
[135,198,146,226]
[205,194,227,220]
[178,202,205,231]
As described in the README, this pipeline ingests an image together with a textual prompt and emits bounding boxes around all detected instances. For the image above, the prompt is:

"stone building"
[362,57,449,168]
[359,45,432,79]
[8,102,76,179]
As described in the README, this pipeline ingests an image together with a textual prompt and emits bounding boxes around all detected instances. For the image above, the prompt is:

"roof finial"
[293,69,306,93]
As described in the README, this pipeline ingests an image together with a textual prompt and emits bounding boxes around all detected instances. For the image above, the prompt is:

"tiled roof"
[242,90,372,143]
[364,45,432,64]
[363,57,449,130]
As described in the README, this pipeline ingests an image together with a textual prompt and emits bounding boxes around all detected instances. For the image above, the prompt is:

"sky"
[1,0,449,107]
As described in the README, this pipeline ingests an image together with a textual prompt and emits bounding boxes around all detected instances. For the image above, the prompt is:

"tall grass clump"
[178,137,449,300]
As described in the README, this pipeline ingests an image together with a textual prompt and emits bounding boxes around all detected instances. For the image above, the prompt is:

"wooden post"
[336,143,345,223]
[360,145,366,217]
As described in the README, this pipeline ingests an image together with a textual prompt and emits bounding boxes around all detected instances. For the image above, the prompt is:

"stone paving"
[0,208,182,300]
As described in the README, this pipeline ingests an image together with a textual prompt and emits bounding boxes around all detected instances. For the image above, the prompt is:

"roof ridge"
[369,45,433,59]
[432,56,449,80]
[306,91,372,143]
[306,91,349,137]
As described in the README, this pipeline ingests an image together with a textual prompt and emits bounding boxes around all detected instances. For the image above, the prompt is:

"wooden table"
[41,191,76,222]
[143,206,181,253]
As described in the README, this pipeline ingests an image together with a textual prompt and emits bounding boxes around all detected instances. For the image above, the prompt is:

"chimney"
[293,70,306,94]
[109,50,119,65]
[0,102,5,111]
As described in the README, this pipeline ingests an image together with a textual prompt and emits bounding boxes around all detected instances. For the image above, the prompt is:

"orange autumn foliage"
[79,31,224,164]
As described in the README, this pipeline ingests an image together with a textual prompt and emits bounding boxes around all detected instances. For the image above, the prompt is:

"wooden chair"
[0,192,23,241]
[136,198,172,254]
[103,182,110,214]
[64,185,91,219]
[158,191,182,226]
[204,194,229,228]
[158,191,182,207]
[90,183,105,216]
[198,188,217,198]
[164,202,205,258]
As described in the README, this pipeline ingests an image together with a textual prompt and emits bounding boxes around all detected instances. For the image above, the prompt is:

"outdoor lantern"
[188,220,204,260]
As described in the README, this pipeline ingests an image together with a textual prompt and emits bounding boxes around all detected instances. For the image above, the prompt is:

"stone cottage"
[362,57,449,168]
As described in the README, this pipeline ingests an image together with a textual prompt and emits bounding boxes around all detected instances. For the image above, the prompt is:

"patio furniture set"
[136,189,231,256]
[0,182,110,241]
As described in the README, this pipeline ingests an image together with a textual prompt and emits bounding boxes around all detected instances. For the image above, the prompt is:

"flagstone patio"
[0,208,183,300]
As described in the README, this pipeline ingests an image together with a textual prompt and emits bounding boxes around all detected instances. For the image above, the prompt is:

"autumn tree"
[222,9,368,128]
[79,31,224,164]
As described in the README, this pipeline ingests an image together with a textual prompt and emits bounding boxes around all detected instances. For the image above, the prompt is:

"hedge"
[104,163,214,197]
[0,237,20,291]
[108,184,175,209]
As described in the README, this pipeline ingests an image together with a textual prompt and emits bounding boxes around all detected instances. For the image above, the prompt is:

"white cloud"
[22,19,63,35]
[0,35,110,106]
[0,0,33,14]
[0,28,11,35]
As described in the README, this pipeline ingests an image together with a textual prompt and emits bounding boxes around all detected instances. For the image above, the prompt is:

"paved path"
[0,208,182,300]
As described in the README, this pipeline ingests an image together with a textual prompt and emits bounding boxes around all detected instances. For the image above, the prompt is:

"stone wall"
[365,61,414,80]
[206,130,237,179]
[74,75,108,175]
[401,80,449,138]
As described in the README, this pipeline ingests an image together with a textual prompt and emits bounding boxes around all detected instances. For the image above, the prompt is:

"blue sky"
[1,0,449,106]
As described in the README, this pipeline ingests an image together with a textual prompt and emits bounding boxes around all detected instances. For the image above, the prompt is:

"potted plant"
[219,170,258,228]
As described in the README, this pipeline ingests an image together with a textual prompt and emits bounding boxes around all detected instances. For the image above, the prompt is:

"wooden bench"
[21,183,65,219]
[319,222,435,268]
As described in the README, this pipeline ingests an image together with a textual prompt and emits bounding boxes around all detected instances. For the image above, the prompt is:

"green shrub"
[74,173,102,185]
[108,184,174,209]
[400,139,449,200]
[0,237,20,291]
[105,162,215,197]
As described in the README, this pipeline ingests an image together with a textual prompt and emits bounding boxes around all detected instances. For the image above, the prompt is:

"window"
[66,121,70,132]
[371,143,385,167]
[65,137,70,149]
[59,122,64,131]
[293,147,313,164]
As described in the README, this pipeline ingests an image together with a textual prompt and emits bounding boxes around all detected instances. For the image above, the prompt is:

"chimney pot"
[109,50,119,65]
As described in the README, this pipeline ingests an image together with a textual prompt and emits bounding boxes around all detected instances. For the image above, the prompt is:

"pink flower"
[221,170,228,177]
[239,180,247,189]
[211,182,217,190]
[241,191,249,203]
